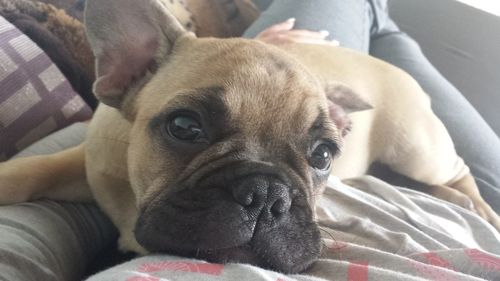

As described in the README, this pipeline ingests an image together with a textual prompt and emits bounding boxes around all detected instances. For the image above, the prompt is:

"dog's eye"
[167,114,206,142]
[309,144,332,170]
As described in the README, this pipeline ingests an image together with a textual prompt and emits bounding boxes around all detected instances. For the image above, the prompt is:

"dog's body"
[1,0,499,274]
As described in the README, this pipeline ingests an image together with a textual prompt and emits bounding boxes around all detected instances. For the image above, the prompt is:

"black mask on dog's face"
[135,160,324,273]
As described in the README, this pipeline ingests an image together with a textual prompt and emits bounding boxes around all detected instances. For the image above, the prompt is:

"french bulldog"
[1,0,499,274]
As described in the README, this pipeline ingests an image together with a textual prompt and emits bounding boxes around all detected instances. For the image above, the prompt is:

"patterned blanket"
[0,16,92,160]
[88,176,500,281]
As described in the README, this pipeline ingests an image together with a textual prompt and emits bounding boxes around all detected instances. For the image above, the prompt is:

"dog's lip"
[135,196,259,251]
[188,239,317,274]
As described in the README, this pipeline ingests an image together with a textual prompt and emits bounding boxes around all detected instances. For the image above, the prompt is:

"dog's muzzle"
[134,162,321,273]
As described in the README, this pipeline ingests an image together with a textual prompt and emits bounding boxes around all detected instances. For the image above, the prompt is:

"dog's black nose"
[232,176,292,216]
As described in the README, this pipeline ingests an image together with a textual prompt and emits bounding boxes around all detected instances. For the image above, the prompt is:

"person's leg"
[243,0,373,53]
[0,124,118,280]
[0,201,115,281]
[365,1,500,212]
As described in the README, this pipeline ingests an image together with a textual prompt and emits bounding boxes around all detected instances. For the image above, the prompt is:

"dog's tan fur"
[0,0,498,269]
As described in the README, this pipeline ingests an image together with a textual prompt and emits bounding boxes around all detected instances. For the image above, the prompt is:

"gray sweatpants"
[245,0,500,213]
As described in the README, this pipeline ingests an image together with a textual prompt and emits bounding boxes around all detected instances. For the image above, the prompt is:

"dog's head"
[85,0,370,273]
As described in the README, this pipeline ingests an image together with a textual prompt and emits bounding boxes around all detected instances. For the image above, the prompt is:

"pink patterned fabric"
[0,16,92,160]
[137,261,224,275]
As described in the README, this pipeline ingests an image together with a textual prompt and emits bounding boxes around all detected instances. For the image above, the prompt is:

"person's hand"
[255,18,340,46]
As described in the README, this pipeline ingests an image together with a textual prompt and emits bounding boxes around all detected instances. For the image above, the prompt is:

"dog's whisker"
[318,227,336,241]
[319,227,348,251]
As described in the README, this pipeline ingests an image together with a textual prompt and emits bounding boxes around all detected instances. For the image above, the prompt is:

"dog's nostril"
[235,192,253,206]
[271,198,289,215]
[232,176,268,207]
[267,182,292,216]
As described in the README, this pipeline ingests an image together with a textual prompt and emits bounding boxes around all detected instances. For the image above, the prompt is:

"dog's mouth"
[133,174,322,274]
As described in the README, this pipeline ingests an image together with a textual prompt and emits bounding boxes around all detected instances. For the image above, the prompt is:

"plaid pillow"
[0,16,92,161]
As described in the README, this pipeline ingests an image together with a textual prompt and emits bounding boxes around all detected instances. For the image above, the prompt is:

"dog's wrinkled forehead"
[222,48,326,135]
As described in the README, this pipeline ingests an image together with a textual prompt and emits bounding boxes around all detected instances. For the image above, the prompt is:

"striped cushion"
[0,16,92,161]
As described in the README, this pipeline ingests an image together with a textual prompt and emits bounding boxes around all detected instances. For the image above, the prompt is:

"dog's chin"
[175,242,317,274]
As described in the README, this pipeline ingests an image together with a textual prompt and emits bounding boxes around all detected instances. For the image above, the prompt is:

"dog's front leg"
[87,172,146,254]
[0,144,92,204]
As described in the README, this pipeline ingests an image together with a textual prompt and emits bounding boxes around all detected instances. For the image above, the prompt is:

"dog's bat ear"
[324,83,372,114]
[324,82,372,137]
[84,0,191,109]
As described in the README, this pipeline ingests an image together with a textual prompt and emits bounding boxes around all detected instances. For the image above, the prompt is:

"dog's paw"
[470,198,500,232]
[429,184,500,231]
[430,184,474,210]
[118,233,148,255]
